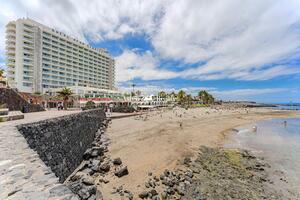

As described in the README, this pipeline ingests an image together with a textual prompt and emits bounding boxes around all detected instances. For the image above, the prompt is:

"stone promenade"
[0,110,80,200]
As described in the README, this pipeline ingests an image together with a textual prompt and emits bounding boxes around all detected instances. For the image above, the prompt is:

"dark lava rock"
[81,168,94,175]
[83,148,92,160]
[149,189,158,196]
[99,163,110,172]
[77,185,96,200]
[139,191,149,199]
[91,160,100,171]
[91,147,104,157]
[112,157,122,165]
[82,176,94,185]
[67,181,82,193]
[161,191,168,199]
[70,172,85,181]
[115,166,129,177]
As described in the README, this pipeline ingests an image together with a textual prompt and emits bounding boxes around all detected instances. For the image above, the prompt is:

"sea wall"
[0,88,45,113]
[17,109,106,182]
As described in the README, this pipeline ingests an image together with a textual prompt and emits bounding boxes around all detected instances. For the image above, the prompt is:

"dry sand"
[99,107,300,199]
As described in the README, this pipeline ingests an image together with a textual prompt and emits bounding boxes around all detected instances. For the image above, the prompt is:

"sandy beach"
[98,107,300,198]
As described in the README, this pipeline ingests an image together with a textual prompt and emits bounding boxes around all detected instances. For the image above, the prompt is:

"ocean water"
[275,103,300,110]
[225,118,300,195]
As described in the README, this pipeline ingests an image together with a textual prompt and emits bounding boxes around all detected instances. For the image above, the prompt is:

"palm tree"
[198,90,215,104]
[57,87,73,110]
[0,69,4,78]
[177,90,186,105]
[158,91,167,99]
[207,94,215,104]
[186,94,193,106]
[136,90,142,97]
[170,91,177,101]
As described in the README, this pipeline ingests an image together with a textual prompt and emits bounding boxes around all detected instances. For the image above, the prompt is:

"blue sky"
[0,0,300,103]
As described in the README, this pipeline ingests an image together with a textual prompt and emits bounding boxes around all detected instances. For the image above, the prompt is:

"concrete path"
[0,110,81,200]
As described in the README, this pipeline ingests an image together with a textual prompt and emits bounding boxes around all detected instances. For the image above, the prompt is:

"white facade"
[47,86,123,99]
[6,18,115,93]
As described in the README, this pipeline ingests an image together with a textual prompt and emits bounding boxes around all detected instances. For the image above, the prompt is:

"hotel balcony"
[6,35,16,42]
[6,49,15,56]
[6,29,16,35]
[23,43,34,50]
[7,60,15,66]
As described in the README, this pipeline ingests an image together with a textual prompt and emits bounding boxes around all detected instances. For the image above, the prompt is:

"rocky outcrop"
[136,146,284,200]
[66,119,130,200]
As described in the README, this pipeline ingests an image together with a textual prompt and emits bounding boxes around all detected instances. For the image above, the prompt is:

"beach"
[99,107,300,199]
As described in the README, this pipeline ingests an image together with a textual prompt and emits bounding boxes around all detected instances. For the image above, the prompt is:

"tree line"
[157,90,215,105]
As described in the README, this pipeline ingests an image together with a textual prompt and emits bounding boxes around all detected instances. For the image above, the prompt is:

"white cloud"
[0,0,299,82]
[153,0,300,80]
[211,88,289,101]
[115,49,178,82]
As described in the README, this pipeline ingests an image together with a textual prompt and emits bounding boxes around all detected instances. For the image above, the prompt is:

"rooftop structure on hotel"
[6,18,115,94]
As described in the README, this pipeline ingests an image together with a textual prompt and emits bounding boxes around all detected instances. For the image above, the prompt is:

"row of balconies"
[23,71,34,77]
[23,31,34,39]
[41,53,111,66]
[41,78,109,88]
[41,40,111,61]
[6,60,15,66]
[41,70,109,82]
[6,29,16,35]
[41,59,110,73]
[42,46,111,64]
[6,50,15,57]
[42,33,110,57]
[41,73,109,83]
[23,47,34,53]
[41,55,110,69]
[42,47,109,61]
[42,65,109,77]
[41,64,109,78]
[23,36,34,43]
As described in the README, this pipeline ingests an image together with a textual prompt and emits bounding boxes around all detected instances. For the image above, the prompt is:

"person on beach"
[284,121,287,127]
[252,126,257,132]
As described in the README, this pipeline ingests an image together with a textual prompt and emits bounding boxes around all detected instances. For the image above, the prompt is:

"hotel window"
[23,82,32,87]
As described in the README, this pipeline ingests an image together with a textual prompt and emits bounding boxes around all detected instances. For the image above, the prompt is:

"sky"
[0,0,300,103]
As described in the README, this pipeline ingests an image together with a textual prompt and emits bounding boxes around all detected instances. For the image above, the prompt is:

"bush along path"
[65,119,129,200]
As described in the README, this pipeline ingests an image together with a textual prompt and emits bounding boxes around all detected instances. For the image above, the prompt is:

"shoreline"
[223,117,300,199]
[98,107,300,199]
[217,112,300,147]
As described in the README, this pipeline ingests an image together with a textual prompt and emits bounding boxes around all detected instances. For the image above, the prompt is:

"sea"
[225,115,300,197]
[275,103,300,110]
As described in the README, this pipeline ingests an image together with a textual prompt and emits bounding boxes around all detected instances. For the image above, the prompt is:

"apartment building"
[5,18,115,94]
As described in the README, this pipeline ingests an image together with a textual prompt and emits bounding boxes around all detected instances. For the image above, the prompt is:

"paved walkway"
[0,110,81,200]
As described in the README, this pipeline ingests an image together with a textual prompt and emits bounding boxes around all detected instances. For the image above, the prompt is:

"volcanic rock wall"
[17,109,106,182]
[0,88,45,113]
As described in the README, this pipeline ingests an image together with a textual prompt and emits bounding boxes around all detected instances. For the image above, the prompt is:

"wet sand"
[100,107,300,199]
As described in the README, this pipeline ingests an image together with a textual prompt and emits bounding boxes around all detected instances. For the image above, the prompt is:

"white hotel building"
[5,18,116,95]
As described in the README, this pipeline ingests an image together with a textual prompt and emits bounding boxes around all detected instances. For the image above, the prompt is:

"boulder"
[112,157,122,165]
[99,163,110,172]
[139,191,149,199]
[115,166,129,177]
[82,176,94,185]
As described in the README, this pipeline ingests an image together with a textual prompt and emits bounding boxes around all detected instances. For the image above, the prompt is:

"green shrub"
[85,101,96,109]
